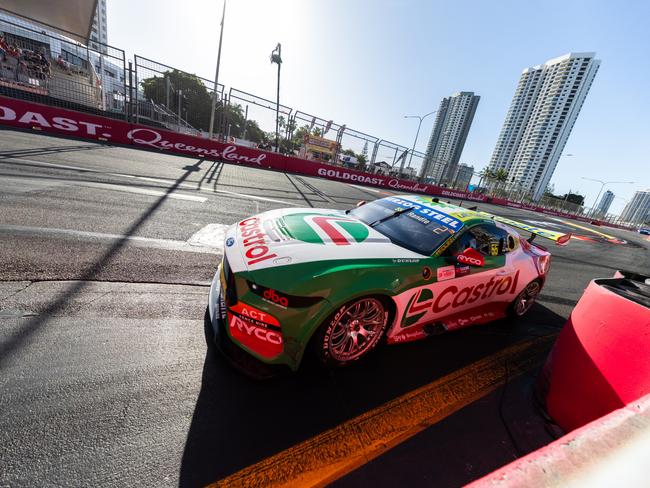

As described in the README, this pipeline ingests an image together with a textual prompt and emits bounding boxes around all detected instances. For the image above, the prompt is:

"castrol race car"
[207,195,570,374]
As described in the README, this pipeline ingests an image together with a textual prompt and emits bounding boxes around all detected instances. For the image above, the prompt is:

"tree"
[141,69,212,130]
[561,193,585,206]
[141,69,267,143]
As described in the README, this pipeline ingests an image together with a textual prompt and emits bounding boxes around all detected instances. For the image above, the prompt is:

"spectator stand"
[0,15,126,118]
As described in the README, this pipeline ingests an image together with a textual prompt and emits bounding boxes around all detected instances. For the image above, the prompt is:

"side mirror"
[457,248,485,267]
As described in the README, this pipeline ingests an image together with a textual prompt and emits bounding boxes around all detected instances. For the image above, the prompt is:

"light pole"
[208,0,227,139]
[270,43,282,152]
[581,177,634,218]
[404,110,437,171]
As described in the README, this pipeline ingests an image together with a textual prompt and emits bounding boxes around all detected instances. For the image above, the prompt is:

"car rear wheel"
[509,279,542,317]
[314,296,389,368]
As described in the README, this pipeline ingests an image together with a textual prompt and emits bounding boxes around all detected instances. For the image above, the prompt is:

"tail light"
[536,254,551,275]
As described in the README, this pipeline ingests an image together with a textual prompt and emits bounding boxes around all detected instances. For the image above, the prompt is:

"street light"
[208,0,227,139]
[404,110,437,172]
[581,177,634,218]
[270,43,282,152]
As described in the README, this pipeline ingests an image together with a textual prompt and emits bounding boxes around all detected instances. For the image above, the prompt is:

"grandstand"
[0,12,124,114]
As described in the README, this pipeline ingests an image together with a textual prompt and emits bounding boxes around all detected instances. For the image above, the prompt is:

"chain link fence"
[0,16,615,224]
[133,55,224,135]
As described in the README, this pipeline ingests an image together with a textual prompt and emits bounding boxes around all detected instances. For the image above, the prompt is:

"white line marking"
[77,181,207,202]
[0,224,221,254]
[2,157,292,205]
[187,224,229,248]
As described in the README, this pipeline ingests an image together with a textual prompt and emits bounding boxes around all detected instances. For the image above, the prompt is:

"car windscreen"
[349,197,463,255]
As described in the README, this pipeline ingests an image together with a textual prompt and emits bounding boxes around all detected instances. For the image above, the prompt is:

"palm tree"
[477,167,493,189]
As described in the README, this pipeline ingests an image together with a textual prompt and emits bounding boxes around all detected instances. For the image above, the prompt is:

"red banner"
[0,95,623,229]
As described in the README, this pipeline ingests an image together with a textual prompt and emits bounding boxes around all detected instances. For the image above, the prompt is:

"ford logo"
[226,237,235,247]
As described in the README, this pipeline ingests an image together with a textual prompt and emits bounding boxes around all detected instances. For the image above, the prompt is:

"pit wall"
[0,95,624,229]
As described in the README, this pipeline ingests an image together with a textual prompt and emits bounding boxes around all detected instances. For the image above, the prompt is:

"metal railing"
[0,14,619,224]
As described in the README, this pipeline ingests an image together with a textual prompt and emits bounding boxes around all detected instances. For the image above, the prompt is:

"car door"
[432,223,516,326]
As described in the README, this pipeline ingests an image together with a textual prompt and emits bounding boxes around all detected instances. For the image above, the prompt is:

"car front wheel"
[314,296,389,368]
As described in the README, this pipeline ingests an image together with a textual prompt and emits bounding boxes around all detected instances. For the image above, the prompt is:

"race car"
[207,194,570,373]
[638,228,650,236]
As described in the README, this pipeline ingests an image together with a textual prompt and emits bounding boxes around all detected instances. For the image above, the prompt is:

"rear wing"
[477,211,571,246]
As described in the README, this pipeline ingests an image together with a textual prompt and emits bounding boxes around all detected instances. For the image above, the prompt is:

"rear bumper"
[207,268,291,379]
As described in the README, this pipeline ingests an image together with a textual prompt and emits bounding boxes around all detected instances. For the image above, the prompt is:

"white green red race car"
[207,195,570,374]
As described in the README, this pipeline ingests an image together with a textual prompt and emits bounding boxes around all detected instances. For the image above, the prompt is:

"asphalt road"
[1,129,648,487]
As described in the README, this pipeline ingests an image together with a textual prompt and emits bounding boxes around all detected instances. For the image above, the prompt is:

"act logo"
[282,213,369,246]
[401,288,434,328]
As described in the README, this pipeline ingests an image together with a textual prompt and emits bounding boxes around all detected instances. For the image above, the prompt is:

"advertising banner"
[0,95,619,228]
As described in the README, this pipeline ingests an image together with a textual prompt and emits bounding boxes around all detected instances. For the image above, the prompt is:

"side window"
[445,224,510,257]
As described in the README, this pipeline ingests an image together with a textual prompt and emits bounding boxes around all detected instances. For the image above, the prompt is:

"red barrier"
[468,394,650,487]
[540,278,650,432]
[0,95,628,229]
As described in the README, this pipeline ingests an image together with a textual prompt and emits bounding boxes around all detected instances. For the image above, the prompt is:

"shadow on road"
[0,144,106,159]
[0,159,206,367]
[178,303,566,487]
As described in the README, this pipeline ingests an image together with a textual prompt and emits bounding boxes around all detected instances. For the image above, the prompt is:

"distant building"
[420,92,480,185]
[489,53,600,201]
[452,163,474,190]
[300,134,339,163]
[89,0,108,52]
[371,161,391,175]
[620,190,650,224]
[595,190,615,216]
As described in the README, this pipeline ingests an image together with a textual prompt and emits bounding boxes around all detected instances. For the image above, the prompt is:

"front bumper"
[207,267,291,379]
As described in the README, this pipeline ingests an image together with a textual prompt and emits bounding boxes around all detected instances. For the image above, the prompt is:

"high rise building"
[452,163,474,190]
[89,0,108,52]
[489,53,600,201]
[595,190,615,216]
[620,190,650,224]
[420,92,480,185]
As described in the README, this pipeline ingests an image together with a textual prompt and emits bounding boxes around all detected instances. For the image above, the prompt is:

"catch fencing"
[0,13,627,225]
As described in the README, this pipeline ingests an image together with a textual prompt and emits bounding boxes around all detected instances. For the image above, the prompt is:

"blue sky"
[108,0,649,215]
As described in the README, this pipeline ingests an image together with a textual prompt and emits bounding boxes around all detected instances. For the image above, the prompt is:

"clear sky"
[107,0,649,215]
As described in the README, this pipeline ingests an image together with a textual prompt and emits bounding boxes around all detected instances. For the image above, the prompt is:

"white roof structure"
[0,0,97,44]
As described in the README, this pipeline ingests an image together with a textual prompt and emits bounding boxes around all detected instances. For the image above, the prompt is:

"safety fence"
[0,15,638,226]
[1,94,636,231]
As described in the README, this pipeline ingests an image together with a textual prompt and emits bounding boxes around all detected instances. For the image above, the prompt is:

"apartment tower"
[420,92,480,185]
[489,53,600,201]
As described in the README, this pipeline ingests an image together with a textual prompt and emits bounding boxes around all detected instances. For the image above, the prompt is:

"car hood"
[225,207,424,273]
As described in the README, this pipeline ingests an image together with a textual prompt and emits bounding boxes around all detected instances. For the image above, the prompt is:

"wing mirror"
[456,248,485,267]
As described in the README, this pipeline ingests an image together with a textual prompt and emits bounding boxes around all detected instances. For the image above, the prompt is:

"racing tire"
[312,296,390,368]
[508,279,542,318]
